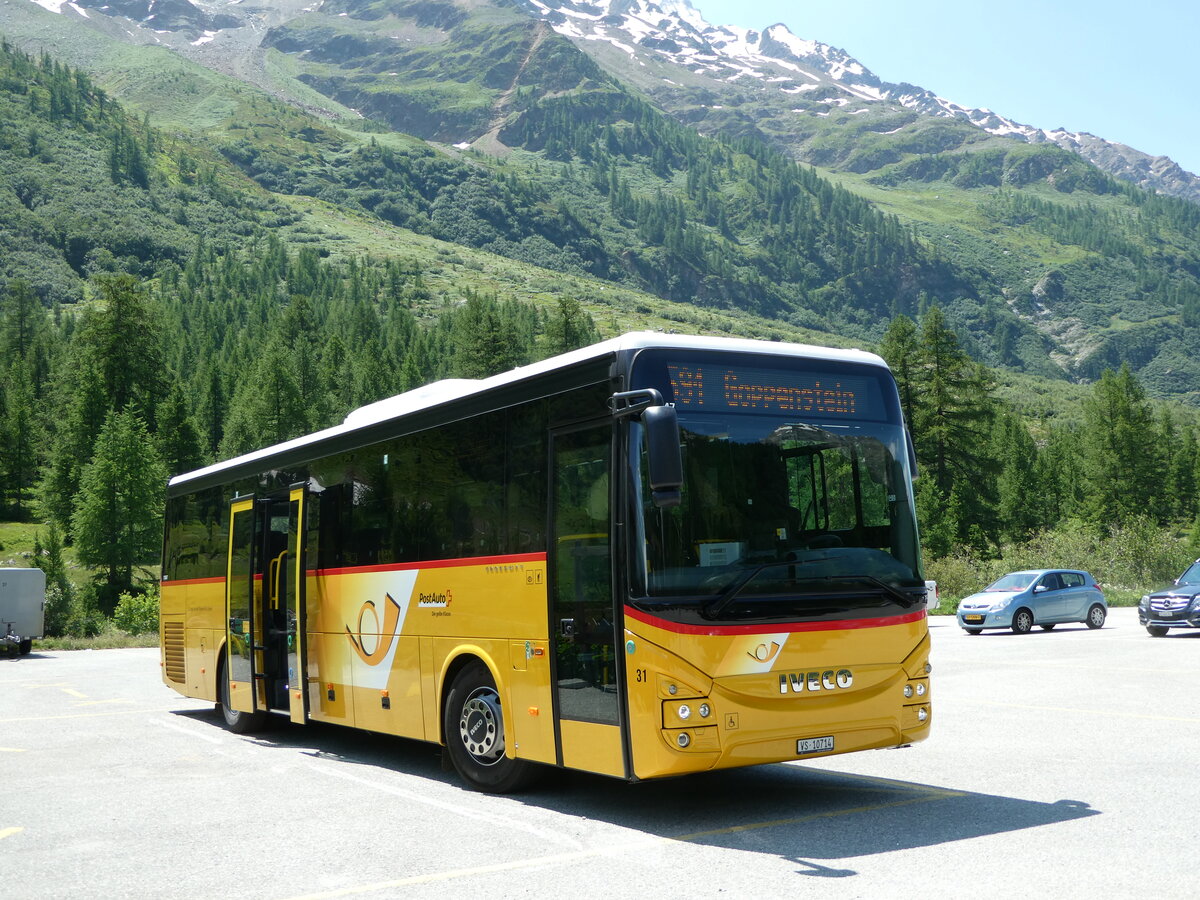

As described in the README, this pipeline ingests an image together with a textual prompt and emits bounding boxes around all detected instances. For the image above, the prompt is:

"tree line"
[0,244,597,632]
[878,309,1200,568]
[4,241,1196,635]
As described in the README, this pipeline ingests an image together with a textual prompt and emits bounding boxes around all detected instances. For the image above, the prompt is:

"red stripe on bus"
[623,605,926,636]
[316,552,547,578]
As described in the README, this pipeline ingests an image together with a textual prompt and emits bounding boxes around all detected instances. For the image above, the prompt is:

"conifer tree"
[911,306,1000,549]
[878,314,920,428]
[542,296,597,356]
[452,294,524,378]
[993,411,1039,543]
[71,406,167,613]
[157,384,205,476]
[1080,366,1158,528]
[74,274,167,428]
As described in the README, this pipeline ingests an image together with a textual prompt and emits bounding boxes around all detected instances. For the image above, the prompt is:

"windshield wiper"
[702,560,818,619]
[817,575,923,608]
[703,568,921,620]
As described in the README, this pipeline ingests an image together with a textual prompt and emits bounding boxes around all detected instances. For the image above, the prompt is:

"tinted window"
[312,402,548,569]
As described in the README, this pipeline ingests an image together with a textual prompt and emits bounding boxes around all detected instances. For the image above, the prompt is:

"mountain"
[3,0,1200,406]
[517,0,1200,204]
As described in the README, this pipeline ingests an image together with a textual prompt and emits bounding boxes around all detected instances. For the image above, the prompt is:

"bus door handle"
[560,618,575,638]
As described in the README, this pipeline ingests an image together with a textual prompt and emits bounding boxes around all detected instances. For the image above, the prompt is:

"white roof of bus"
[169,331,885,488]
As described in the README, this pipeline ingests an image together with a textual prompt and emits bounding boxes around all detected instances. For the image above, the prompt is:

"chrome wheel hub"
[459,687,504,766]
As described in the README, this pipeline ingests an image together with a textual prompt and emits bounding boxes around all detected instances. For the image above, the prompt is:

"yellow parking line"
[0,747,27,752]
[60,688,88,699]
[0,827,23,841]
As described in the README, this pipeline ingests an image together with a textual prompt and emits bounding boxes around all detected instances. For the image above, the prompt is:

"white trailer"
[1,568,45,656]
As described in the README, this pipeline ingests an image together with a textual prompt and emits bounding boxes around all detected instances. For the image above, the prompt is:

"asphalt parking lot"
[2,607,1197,899]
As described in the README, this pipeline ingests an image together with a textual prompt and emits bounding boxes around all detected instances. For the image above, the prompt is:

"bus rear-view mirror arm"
[610,390,683,508]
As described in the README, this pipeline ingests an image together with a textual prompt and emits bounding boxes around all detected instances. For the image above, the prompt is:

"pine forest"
[1,23,1199,641]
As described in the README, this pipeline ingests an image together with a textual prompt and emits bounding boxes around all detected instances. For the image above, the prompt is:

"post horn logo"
[748,641,783,664]
[346,593,402,665]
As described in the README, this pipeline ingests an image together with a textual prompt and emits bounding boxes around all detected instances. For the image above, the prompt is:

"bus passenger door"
[281,487,308,724]
[224,498,258,715]
[259,492,307,722]
[549,424,625,778]
[223,491,308,723]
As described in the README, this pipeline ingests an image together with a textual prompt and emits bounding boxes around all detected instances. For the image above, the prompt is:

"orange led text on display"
[667,366,860,417]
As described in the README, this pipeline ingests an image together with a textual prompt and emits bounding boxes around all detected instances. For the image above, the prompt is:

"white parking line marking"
[303,762,582,850]
[281,779,951,899]
[967,699,1200,724]
[146,717,227,745]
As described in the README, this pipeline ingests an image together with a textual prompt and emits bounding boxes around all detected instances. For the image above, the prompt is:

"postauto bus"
[159,333,931,791]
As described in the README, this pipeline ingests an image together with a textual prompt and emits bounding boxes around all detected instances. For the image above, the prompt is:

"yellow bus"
[160,333,931,791]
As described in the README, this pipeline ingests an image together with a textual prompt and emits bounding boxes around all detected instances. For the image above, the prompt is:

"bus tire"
[18,639,32,655]
[218,654,266,734]
[443,660,536,794]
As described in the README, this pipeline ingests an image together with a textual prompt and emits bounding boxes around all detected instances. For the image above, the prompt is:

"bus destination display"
[667,364,876,419]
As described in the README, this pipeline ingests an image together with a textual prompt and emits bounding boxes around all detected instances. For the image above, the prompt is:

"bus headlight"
[677,704,691,720]
[698,703,711,718]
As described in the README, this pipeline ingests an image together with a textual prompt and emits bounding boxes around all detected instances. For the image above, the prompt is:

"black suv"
[1139,560,1200,636]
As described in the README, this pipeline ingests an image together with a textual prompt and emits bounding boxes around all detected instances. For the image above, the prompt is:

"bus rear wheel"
[218,655,266,734]
[444,660,536,793]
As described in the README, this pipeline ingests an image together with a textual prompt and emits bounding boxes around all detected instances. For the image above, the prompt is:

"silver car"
[956,569,1107,634]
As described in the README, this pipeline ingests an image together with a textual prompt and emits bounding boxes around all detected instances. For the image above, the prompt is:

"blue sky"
[690,0,1200,177]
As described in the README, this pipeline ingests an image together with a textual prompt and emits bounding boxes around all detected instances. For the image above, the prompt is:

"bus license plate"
[797,736,834,755]
[963,615,984,623]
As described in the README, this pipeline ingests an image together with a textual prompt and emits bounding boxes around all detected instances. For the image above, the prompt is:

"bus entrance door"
[549,424,626,778]
[223,490,307,724]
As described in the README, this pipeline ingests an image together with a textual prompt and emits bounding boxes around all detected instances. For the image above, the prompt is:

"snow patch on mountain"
[520,0,1199,197]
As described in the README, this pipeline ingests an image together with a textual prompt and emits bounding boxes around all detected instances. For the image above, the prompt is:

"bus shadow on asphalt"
[530,763,1097,875]
[173,706,1097,874]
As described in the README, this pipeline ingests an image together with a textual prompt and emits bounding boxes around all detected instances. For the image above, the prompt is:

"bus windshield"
[628,352,924,624]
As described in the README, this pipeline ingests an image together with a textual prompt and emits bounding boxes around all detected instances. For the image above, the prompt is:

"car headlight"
[1190,595,1200,610]
[1140,595,1149,608]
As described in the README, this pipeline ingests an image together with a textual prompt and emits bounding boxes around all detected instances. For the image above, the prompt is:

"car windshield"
[986,573,1038,592]
[1178,562,1200,585]
[631,413,924,622]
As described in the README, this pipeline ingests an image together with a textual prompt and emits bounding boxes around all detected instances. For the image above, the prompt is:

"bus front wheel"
[443,660,536,793]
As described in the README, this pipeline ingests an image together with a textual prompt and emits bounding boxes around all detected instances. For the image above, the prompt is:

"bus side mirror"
[643,404,682,509]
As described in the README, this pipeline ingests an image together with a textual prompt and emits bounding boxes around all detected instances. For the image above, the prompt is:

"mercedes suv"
[1138,560,1200,636]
